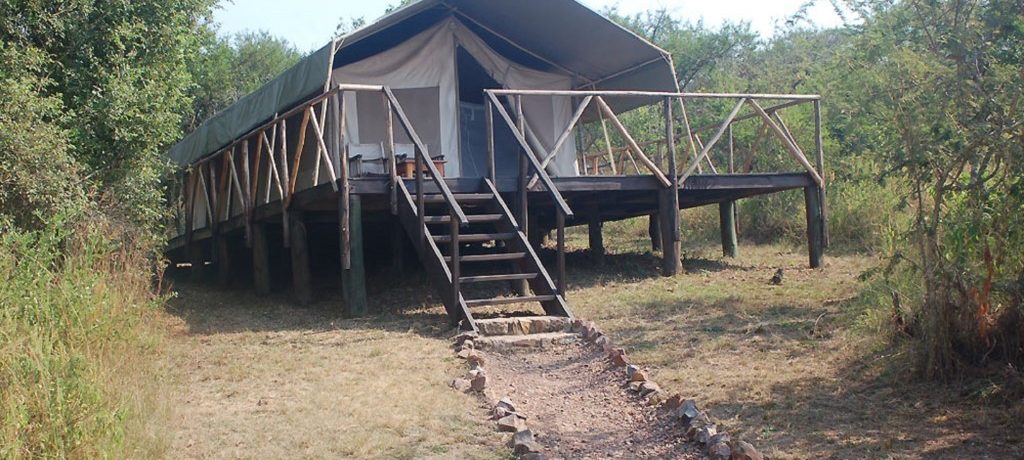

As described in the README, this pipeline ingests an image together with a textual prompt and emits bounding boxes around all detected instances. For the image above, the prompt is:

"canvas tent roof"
[168,0,678,167]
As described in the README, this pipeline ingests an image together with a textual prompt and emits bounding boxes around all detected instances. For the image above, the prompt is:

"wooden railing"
[484,89,576,295]
[174,84,468,261]
[484,90,825,188]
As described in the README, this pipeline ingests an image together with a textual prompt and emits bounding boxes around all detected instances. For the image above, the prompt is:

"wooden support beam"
[658,186,682,276]
[813,99,829,248]
[391,218,404,276]
[719,201,738,258]
[679,98,745,185]
[252,224,271,295]
[804,186,825,269]
[289,216,313,305]
[747,99,825,187]
[216,235,232,286]
[594,96,671,186]
[648,213,662,252]
[588,213,604,265]
[189,243,205,283]
[342,195,368,316]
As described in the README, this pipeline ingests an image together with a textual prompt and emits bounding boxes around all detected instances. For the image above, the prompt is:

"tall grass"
[0,213,167,459]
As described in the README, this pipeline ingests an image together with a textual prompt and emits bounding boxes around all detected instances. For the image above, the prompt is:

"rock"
[663,393,684,410]
[467,351,486,367]
[684,413,712,440]
[708,441,732,460]
[675,399,700,423]
[627,381,643,393]
[608,348,629,367]
[729,441,763,460]
[470,373,487,392]
[594,334,612,350]
[625,364,640,379]
[695,424,717,445]
[454,331,478,346]
[629,369,648,382]
[450,378,471,392]
[460,339,475,350]
[493,406,511,420]
[708,432,731,448]
[521,454,548,460]
[646,391,667,406]
[456,348,472,359]
[509,429,541,455]
[495,397,517,414]
[638,381,660,396]
[497,414,524,432]
[769,268,784,285]
[468,368,484,379]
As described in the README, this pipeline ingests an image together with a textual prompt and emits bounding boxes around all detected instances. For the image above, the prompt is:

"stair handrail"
[484,91,574,218]
[381,87,469,226]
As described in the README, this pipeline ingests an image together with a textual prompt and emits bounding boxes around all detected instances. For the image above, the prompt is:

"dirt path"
[482,342,700,459]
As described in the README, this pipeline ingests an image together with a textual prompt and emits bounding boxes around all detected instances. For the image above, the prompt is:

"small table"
[396,157,446,179]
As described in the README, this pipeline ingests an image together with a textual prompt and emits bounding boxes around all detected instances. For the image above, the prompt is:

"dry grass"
[160,283,506,460]
[554,227,1022,459]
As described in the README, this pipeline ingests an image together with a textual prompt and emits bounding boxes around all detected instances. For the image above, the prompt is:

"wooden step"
[433,232,516,243]
[423,214,502,224]
[465,295,557,308]
[422,193,492,204]
[444,252,525,263]
[459,273,537,283]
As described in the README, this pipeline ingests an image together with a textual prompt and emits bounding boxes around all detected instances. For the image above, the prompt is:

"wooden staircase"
[396,177,573,333]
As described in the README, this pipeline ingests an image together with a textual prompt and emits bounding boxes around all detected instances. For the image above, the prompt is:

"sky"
[213,0,847,51]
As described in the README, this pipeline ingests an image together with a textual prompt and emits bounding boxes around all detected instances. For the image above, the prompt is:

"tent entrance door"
[457,47,517,178]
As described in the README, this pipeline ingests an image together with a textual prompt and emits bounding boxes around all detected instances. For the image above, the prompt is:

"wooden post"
[804,186,825,269]
[661,96,682,276]
[342,195,368,316]
[658,187,682,276]
[556,210,566,296]
[648,213,662,252]
[216,235,232,286]
[252,224,271,295]
[189,243,205,283]
[391,218,404,276]
[814,99,829,248]
[290,216,313,305]
[588,212,604,264]
[719,201,738,258]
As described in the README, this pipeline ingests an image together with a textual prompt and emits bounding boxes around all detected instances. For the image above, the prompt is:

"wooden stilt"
[658,187,682,276]
[216,235,232,286]
[390,218,404,276]
[648,213,662,252]
[252,224,271,295]
[804,186,825,268]
[719,201,738,258]
[342,195,368,316]
[189,243,205,283]
[290,216,313,305]
[588,213,604,264]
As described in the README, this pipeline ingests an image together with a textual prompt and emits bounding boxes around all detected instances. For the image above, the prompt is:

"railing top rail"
[486,89,821,101]
[185,82,468,224]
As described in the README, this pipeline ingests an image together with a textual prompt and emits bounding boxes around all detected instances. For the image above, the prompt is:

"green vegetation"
[0,1,300,456]
[607,0,1023,379]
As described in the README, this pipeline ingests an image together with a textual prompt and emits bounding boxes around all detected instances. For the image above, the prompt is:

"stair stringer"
[395,180,478,332]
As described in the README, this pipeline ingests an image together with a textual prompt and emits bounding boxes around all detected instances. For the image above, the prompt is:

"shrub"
[0,212,167,458]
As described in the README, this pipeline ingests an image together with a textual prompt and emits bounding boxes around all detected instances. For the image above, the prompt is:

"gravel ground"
[481,341,700,459]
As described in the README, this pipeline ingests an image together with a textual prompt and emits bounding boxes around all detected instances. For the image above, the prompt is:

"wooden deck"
[167,171,814,253]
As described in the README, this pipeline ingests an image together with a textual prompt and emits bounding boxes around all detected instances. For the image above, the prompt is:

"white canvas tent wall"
[167,0,679,182]
[331,18,578,177]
